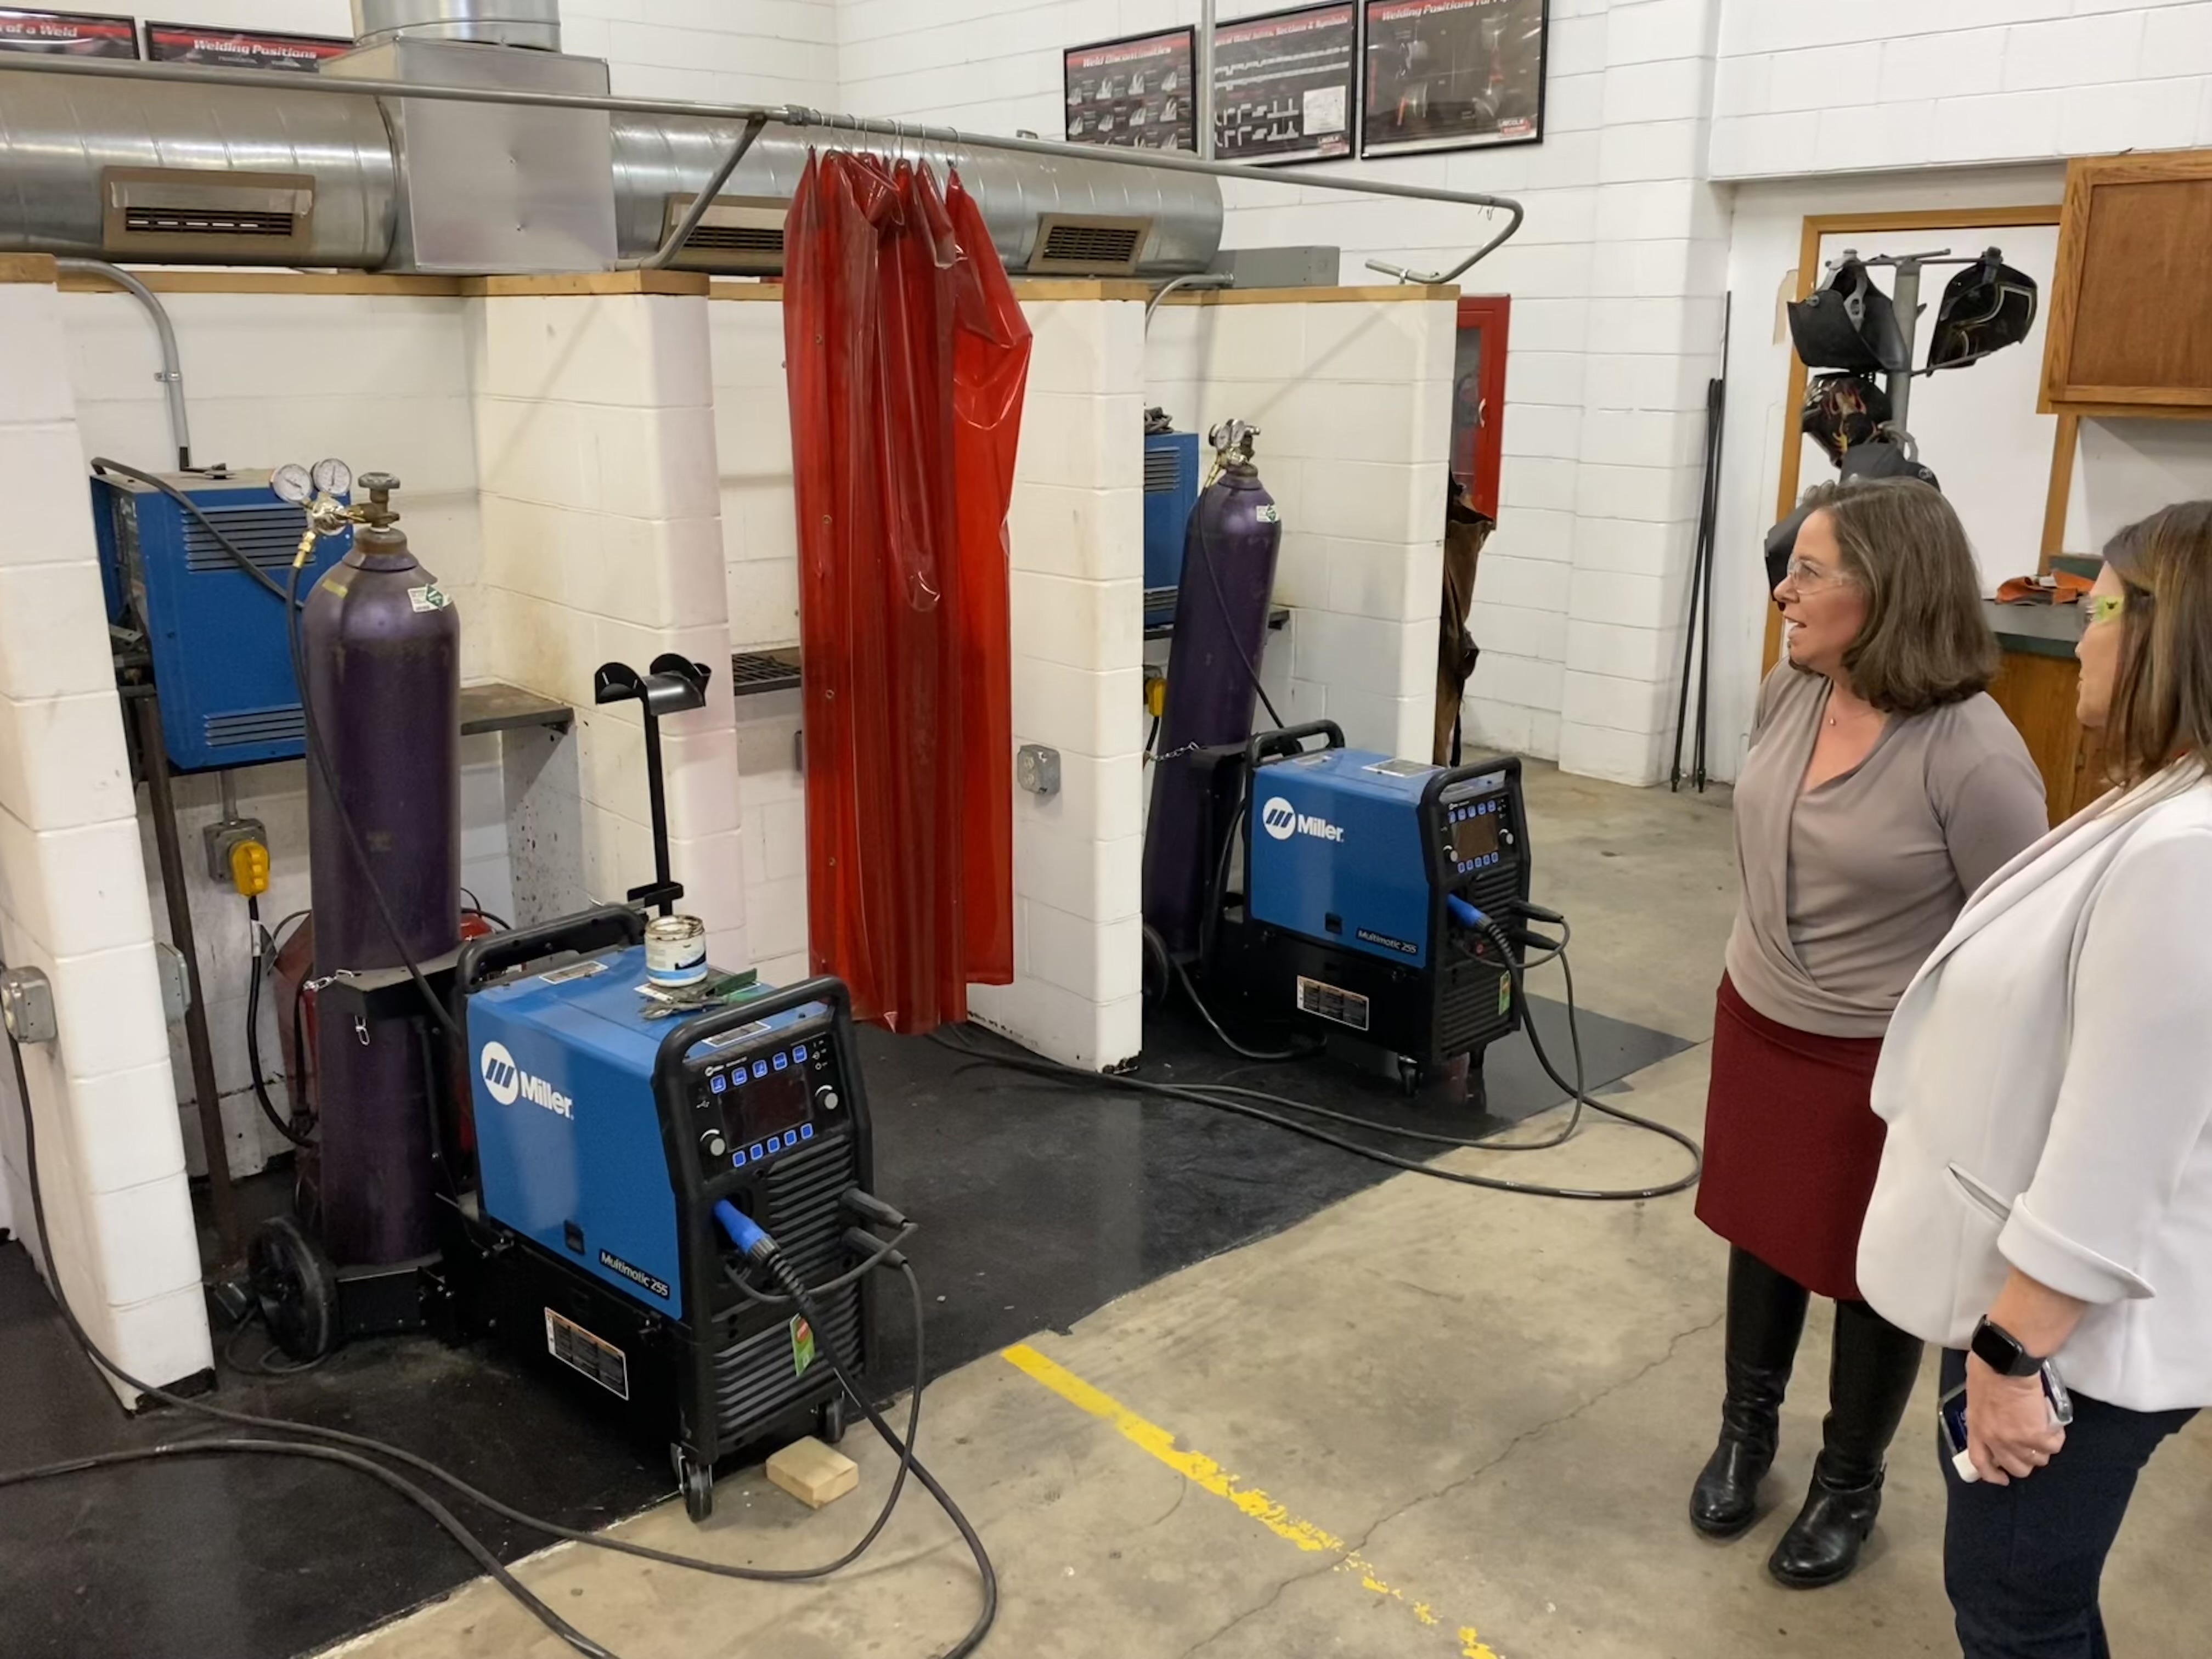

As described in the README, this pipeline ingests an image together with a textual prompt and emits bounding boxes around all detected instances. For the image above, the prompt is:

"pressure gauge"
[271,463,312,505]
[312,458,353,499]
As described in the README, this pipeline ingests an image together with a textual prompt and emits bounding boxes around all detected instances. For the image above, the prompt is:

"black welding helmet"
[1927,249,2038,370]
[1800,373,1892,467]
[1787,258,1909,375]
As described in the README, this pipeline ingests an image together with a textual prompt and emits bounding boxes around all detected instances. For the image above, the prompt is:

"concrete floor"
[331,766,2212,1659]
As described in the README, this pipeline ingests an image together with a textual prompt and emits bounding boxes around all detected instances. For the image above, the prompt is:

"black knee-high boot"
[1768,1298,1923,1588]
[1691,1247,1810,1538]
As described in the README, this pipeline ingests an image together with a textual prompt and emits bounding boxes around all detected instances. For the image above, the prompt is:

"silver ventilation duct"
[0,43,1223,276]
[352,0,564,52]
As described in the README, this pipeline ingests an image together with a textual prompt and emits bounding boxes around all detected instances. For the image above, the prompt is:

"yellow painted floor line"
[1002,1342,1502,1659]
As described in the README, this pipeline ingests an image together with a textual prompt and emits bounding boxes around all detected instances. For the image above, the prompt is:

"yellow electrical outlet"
[1145,675,1168,717]
[228,838,270,899]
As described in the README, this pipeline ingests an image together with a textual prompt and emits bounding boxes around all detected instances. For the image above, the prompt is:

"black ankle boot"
[1689,1249,1809,1539]
[1766,1299,1923,1589]
[1768,1461,1884,1587]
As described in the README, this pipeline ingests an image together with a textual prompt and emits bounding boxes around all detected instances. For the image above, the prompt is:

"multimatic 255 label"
[598,1249,670,1300]
[1357,928,1417,956]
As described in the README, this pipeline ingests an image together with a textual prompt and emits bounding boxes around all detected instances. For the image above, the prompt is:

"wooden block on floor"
[766,1436,859,1509]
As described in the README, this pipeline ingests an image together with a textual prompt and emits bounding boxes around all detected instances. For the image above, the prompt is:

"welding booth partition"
[784,154,1029,1034]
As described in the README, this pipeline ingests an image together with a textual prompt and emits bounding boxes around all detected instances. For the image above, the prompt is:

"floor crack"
[1172,1548,1348,1659]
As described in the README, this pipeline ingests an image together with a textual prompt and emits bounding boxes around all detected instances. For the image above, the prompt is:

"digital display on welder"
[1449,812,1501,864]
[726,1049,809,1142]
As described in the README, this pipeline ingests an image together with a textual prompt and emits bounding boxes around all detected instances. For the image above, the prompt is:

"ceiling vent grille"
[1027,215,1152,276]
[101,167,316,263]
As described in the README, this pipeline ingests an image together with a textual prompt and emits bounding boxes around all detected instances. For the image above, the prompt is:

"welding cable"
[2,1011,979,1647]
[1170,952,1317,1064]
[91,459,293,603]
[244,899,314,1148]
[719,1223,918,1308]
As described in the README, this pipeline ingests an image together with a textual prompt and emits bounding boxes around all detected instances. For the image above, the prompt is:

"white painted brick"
[1013,825,1141,927]
[1604,56,1712,124]
[749,873,809,958]
[1325,539,1434,624]
[1545,70,1608,132]
[1475,650,1567,713]
[727,557,800,651]
[104,1285,213,1395]
[1567,618,1685,682]
[0,563,112,701]
[969,974,1133,1070]
[0,814,154,961]
[1582,350,1720,413]
[48,943,173,1080]
[668,829,747,937]
[1571,563,1694,632]
[1604,0,1712,67]
[1474,554,1572,613]
[758,797,806,882]
[1813,100,1938,172]
[1576,461,1706,524]
[2145,2,2212,76]
[1549,10,1610,75]
[1877,29,2007,104]
[1197,304,1307,383]
[1709,110,1821,178]
[88,1175,202,1305]
[1021,749,1143,845]
[1466,696,1535,754]
[1499,457,1582,514]
[756,951,810,987]
[1594,178,1730,243]
[1525,130,1604,191]
[1766,42,1881,111]
[1296,459,1432,543]
[1572,515,1695,578]
[1711,51,1771,117]
[664,727,745,840]
[1564,667,1678,735]
[1011,658,1144,760]
[1502,403,1585,462]
[1929,90,2066,164]
[0,283,77,427]
[1557,719,1671,786]
[1016,392,1144,491]
[2058,76,2204,157]
[1579,407,1708,470]
[1586,296,1728,359]
[0,693,133,833]
[2003,13,2145,91]
[0,423,100,570]
[1504,351,1590,408]
[1598,119,1707,184]
[1272,532,1331,610]
[1010,572,1142,673]
[1297,612,1430,699]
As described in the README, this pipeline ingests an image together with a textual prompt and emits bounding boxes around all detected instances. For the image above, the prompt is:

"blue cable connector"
[713,1198,776,1263]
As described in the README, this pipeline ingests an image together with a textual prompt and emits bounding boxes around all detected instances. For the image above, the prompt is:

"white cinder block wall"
[974,298,1148,1069]
[1710,1,2212,179]
[60,286,505,1178]
[0,264,208,1400]
[1146,294,1457,760]
[839,0,1736,786]
[472,284,750,970]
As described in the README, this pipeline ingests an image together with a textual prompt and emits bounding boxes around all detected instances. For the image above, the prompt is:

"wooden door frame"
[1760,204,2067,674]
[1454,295,1511,519]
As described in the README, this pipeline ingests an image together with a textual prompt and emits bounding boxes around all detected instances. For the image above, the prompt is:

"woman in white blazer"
[1858,500,2212,1659]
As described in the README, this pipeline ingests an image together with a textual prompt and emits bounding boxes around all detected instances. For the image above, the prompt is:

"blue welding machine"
[452,908,873,1520]
[1143,428,1200,594]
[91,467,348,771]
[1220,723,1530,1092]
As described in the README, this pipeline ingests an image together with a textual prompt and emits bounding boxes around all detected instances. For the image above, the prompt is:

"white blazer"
[1858,765,2212,1412]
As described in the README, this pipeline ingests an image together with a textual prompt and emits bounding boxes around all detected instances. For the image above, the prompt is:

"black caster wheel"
[247,1216,340,1362]
[819,1395,847,1447]
[680,1455,715,1522]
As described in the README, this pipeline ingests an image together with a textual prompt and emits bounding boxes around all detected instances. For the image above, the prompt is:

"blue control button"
[800,1123,814,1141]
[783,1130,799,1148]
[751,1142,766,1161]
[752,1060,768,1080]
[710,1073,726,1093]
[731,1150,746,1168]
[773,1052,789,1071]
[793,1043,808,1062]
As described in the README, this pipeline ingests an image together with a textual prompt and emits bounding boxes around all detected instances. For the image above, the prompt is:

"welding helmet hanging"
[1799,372,1893,467]
[1787,258,1909,376]
[1926,249,2038,370]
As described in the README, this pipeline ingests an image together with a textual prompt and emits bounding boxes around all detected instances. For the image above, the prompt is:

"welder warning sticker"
[1297,975,1371,1031]
[408,583,451,612]
[546,1308,630,1400]
[789,1315,816,1378]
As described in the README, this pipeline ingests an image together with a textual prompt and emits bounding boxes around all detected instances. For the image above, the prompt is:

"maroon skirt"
[1695,974,1888,1303]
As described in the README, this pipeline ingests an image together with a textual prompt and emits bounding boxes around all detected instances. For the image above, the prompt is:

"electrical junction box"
[93,469,350,773]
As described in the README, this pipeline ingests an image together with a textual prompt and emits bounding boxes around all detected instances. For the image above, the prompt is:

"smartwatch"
[1971,1317,2045,1379]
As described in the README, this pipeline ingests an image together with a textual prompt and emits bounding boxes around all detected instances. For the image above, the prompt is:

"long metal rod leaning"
[9,55,1523,275]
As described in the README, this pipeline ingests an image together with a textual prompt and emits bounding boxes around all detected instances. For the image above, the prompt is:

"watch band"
[1971,1317,2045,1378]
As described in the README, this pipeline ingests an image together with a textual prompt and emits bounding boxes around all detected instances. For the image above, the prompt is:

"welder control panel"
[1435,771,1516,881]
[687,1028,843,1176]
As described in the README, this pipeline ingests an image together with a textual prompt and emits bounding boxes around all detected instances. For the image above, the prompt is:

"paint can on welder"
[646,913,710,986]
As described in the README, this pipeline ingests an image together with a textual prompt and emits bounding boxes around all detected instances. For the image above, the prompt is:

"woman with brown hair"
[1690,477,2047,1588]
[1859,501,2212,1658]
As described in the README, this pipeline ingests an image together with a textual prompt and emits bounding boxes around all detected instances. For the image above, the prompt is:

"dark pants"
[1940,1347,2197,1659]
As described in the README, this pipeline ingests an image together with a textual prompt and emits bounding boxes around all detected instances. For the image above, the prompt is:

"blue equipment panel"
[1143,431,1200,592]
[1246,748,1443,968]
[93,470,349,772]
[467,945,825,1321]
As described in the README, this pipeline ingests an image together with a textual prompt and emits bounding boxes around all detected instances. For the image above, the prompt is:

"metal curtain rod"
[8,54,1525,281]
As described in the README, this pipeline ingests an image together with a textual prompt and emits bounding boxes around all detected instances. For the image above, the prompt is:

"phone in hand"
[1941,1364,2075,1483]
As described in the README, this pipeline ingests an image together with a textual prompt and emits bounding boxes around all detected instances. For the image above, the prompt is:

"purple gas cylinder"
[1142,422,1283,956]
[302,474,459,1267]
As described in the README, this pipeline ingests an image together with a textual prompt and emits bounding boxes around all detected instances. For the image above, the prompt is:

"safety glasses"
[2088,592,2127,627]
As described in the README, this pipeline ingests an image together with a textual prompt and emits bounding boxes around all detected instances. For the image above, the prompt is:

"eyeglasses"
[1782,558,1850,590]
[2087,592,2127,626]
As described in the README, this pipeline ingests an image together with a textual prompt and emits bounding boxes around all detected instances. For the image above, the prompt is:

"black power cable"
[244,898,313,1149]
[92,458,292,603]
[2,1007,994,1657]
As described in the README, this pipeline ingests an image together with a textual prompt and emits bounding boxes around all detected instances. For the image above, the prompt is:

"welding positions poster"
[1212,4,1357,165]
[1362,0,1547,157]
[145,22,351,71]
[1065,27,1197,152]
[0,7,137,55]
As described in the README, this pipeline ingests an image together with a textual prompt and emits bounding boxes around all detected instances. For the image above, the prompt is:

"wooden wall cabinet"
[2042,149,2212,415]
[1985,647,2110,827]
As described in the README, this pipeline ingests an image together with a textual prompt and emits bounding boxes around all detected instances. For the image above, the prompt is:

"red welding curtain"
[784,153,1029,1034]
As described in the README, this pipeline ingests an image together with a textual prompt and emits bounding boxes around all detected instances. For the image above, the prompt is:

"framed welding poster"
[1361,0,1548,159]
[145,22,352,71]
[0,7,138,56]
[1064,26,1197,153]
[1212,3,1358,166]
